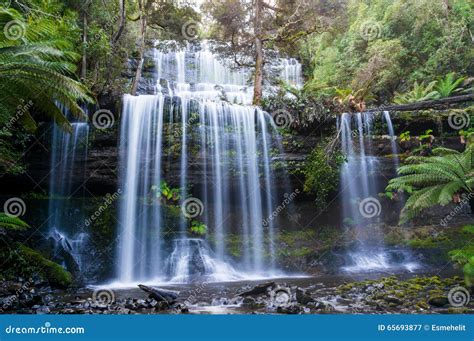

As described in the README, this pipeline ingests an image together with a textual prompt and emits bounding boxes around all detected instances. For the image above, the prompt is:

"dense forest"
[0,0,473,315]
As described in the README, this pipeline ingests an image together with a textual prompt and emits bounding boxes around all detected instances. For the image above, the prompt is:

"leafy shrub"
[303,145,345,211]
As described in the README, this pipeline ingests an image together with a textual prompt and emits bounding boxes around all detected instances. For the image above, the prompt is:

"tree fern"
[393,81,438,104]
[0,8,94,133]
[434,72,465,98]
[387,146,473,223]
[0,213,29,231]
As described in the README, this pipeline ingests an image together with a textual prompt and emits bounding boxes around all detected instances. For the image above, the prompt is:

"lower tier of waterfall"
[116,94,286,284]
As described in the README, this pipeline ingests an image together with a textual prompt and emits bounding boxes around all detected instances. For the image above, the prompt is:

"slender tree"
[203,0,323,105]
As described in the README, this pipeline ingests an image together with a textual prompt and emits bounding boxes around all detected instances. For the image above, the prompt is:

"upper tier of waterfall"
[152,40,303,104]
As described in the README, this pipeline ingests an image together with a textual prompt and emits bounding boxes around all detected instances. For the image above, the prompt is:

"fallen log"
[365,94,474,113]
[238,282,276,297]
[138,284,179,303]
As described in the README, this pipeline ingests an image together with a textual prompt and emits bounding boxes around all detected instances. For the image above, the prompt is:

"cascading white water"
[279,58,303,88]
[339,112,418,273]
[116,42,299,284]
[383,110,400,168]
[48,116,90,270]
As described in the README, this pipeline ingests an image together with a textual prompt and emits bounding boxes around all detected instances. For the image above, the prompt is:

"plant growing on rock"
[190,220,207,236]
[151,181,181,205]
[386,145,474,224]
[303,144,345,211]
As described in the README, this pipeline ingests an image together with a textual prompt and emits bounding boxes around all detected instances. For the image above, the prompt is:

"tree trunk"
[252,0,264,106]
[112,0,126,45]
[365,94,474,113]
[131,13,147,96]
[81,12,87,81]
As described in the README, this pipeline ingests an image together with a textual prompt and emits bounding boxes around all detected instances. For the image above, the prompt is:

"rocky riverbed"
[1,273,472,315]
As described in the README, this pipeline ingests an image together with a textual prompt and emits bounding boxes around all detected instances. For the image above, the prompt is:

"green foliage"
[393,73,468,103]
[190,220,207,236]
[449,225,474,286]
[393,81,438,104]
[399,131,411,142]
[151,181,181,204]
[303,145,345,211]
[17,244,72,288]
[434,72,466,98]
[299,0,473,104]
[0,243,72,287]
[387,146,474,223]
[0,7,94,132]
[0,213,29,231]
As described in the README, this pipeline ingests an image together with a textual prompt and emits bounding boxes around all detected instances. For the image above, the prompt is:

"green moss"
[18,244,72,288]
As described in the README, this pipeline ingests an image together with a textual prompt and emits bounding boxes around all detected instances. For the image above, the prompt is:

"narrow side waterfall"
[116,42,300,284]
[339,112,418,273]
[48,116,90,271]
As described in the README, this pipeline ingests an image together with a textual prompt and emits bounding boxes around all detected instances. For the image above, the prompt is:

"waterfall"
[383,110,400,168]
[280,58,303,88]
[339,112,418,273]
[48,112,90,271]
[116,42,298,284]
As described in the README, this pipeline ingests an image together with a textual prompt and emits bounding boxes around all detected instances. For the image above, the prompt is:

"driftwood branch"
[365,94,474,113]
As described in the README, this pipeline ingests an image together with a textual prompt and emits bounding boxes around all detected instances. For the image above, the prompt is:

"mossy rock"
[18,244,72,288]
[448,307,469,314]
[427,296,449,307]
